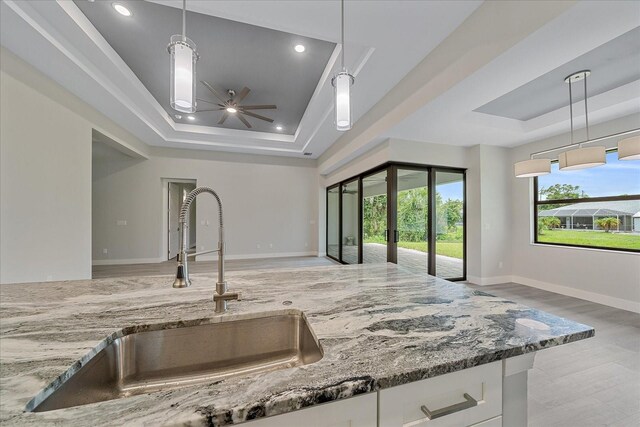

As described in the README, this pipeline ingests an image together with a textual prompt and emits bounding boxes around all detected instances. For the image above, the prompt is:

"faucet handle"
[213,291,240,302]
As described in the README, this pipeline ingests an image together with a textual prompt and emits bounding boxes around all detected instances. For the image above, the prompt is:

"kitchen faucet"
[172,186,239,313]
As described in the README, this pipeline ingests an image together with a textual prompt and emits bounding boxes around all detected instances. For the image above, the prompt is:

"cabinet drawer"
[379,361,502,427]
[469,416,502,427]
[244,393,377,427]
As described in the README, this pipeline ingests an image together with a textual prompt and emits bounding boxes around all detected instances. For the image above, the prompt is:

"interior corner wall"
[0,69,91,284]
[510,114,640,312]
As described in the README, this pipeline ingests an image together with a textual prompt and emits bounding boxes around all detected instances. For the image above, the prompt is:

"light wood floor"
[466,282,640,427]
[93,257,639,426]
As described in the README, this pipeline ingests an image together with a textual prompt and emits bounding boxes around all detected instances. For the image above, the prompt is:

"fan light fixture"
[168,0,198,113]
[618,136,640,160]
[331,0,354,132]
[226,107,237,114]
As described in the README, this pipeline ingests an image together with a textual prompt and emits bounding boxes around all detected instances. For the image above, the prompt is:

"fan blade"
[218,112,229,125]
[196,108,225,112]
[240,105,277,110]
[197,98,225,107]
[237,113,252,129]
[234,87,250,103]
[201,81,229,103]
[241,110,274,123]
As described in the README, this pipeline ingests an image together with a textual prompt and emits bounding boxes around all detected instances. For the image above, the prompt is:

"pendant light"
[168,0,198,113]
[558,71,606,171]
[331,0,354,131]
[618,135,640,160]
[514,158,551,178]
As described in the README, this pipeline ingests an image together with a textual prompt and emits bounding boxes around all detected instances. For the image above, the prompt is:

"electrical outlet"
[103,248,108,254]
[269,243,273,249]
[498,261,503,269]
[116,220,127,226]
[46,275,53,281]
[200,246,204,250]
[256,244,261,249]
[305,242,308,248]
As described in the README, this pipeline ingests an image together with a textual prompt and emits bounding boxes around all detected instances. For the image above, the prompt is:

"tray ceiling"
[74,0,335,135]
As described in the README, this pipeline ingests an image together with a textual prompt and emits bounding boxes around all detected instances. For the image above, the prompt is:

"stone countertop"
[0,263,594,426]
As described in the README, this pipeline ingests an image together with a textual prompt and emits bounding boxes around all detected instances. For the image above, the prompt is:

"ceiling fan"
[196,81,277,129]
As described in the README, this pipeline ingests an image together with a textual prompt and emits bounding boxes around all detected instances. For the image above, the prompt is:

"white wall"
[92,147,319,264]
[510,114,640,312]
[1,59,91,283]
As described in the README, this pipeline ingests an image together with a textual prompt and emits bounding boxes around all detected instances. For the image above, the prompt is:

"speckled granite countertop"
[0,263,594,426]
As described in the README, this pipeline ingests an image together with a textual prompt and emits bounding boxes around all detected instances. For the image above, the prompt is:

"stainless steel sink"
[27,310,323,412]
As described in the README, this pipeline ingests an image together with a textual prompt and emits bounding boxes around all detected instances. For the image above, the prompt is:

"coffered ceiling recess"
[74,0,336,135]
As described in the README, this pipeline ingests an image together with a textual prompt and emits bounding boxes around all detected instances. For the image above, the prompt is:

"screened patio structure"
[538,200,640,232]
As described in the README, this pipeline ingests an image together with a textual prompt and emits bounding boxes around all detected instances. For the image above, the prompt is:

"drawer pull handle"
[420,393,478,420]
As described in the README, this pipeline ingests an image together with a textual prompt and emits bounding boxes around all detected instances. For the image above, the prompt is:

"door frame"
[161,178,197,262]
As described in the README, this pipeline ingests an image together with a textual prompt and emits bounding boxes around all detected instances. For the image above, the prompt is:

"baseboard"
[511,275,640,314]
[466,275,514,286]
[92,257,164,266]
[197,251,319,262]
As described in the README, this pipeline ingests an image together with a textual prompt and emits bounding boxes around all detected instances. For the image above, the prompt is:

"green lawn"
[364,238,463,259]
[538,230,640,250]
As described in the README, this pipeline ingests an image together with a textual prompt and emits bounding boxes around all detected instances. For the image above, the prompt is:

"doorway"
[167,181,196,260]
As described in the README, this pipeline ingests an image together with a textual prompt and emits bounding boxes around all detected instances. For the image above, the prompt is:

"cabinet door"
[379,362,502,427]
[469,416,502,427]
[244,393,377,427]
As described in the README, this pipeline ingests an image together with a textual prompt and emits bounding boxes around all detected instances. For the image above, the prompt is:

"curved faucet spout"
[172,186,238,312]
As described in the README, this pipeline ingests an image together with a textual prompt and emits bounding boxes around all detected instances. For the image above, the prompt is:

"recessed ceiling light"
[112,3,132,17]
[174,114,182,119]
[294,44,305,53]
[276,125,283,131]
[187,115,195,121]
[226,107,237,113]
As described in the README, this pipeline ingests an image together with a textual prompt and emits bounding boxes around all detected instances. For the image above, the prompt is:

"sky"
[538,151,640,198]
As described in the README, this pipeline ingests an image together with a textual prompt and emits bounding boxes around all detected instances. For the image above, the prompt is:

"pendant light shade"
[514,158,551,178]
[332,71,354,131]
[168,0,198,114]
[558,146,606,171]
[618,136,640,160]
[168,35,197,113]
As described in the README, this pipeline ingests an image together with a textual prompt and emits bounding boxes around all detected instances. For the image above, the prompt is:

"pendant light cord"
[568,77,574,145]
[583,73,589,141]
[341,0,345,71]
[182,0,186,41]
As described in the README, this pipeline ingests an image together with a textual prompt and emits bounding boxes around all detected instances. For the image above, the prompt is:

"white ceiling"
[383,1,640,149]
[2,1,638,162]
[0,0,480,158]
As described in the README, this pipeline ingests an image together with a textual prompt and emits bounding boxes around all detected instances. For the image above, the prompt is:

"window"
[534,150,640,252]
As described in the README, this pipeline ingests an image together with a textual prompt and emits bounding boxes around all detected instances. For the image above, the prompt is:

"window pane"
[362,170,388,263]
[327,186,339,259]
[435,171,464,278]
[396,169,429,274]
[537,203,640,251]
[538,150,640,200]
[341,180,359,264]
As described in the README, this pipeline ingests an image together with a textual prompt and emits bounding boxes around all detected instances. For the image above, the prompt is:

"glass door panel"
[434,170,465,279]
[327,185,340,260]
[341,180,360,264]
[396,169,429,274]
[362,170,388,263]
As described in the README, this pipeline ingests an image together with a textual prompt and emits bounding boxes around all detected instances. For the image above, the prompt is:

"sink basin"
[27,310,323,412]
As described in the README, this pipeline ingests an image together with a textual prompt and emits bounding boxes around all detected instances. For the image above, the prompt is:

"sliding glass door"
[434,170,465,280]
[341,179,360,264]
[396,168,429,274]
[362,170,388,264]
[326,163,466,280]
[327,185,340,261]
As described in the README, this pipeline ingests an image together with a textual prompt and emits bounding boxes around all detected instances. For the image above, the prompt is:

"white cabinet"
[244,393,377,427]
[378,361,502,427]
[241,354,535,427]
